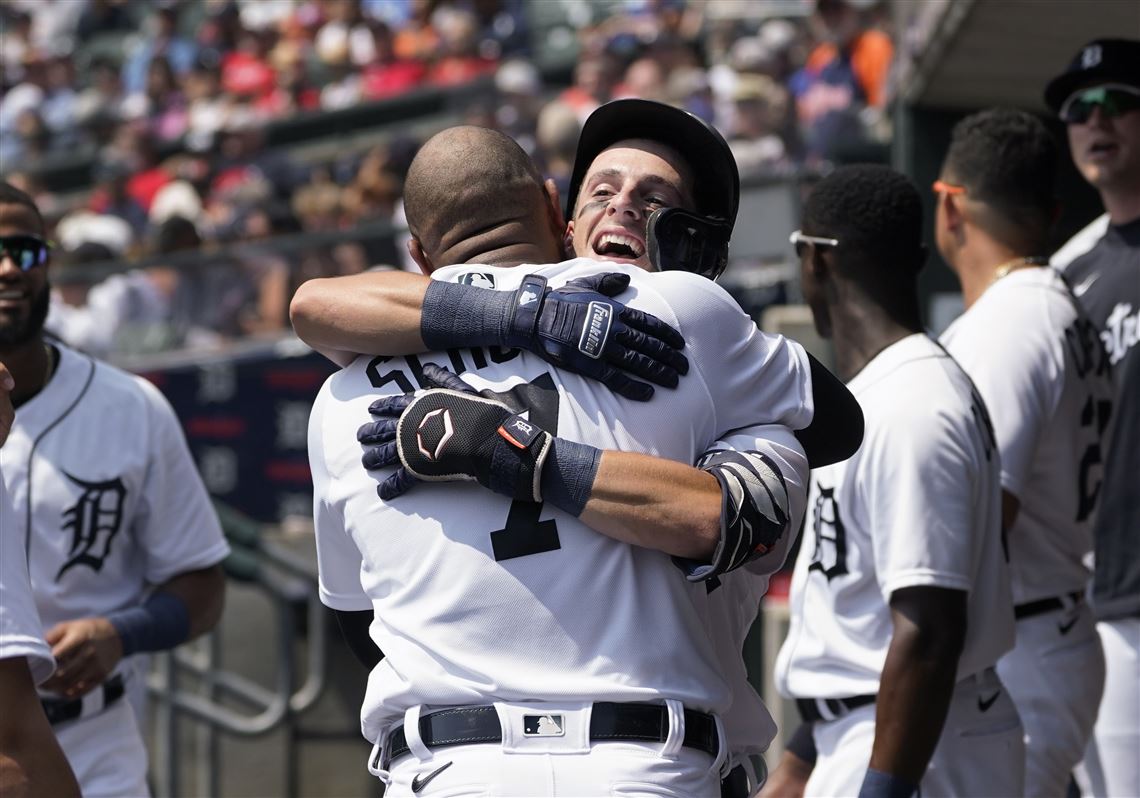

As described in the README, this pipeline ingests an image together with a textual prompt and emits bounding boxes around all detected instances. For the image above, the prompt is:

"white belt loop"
[661,699,686,758]
[402,705,433,762]
[366,737,390,783]
[80,686,105,720]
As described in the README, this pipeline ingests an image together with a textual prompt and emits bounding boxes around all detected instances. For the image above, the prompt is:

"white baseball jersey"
[776,333,1013,699]
[0,344,230,643]
[311,257,814,743]
[940,267,1115,604]
[0,471,54,683]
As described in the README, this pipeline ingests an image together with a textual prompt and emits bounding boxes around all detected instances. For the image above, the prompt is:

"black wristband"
[539,438,602,517]
[420,280,512,351]
[785,721,818,765]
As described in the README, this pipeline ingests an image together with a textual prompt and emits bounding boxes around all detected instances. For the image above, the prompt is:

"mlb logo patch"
[523,714,565,737]
[459,272,496,289]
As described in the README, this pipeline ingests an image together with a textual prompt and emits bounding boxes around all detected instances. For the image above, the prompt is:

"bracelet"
[108,592,191,656]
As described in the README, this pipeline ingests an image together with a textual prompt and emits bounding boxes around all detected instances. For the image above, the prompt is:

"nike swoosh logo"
[977,691,1000,712]
[1058,617,1078,635]
[411,761,452,792]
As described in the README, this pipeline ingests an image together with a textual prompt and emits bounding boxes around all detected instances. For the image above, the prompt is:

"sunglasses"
[932,179,967,196]
[0,235,51,272]
[1060,84,1140,125]
[789,230,839,258]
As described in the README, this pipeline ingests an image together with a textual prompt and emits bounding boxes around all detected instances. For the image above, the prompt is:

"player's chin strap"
[677,449,791,582]
[646,207,733,281]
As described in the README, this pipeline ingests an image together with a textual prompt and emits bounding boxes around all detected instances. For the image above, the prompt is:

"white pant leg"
[1076,618,1140,798]
[997,602,1106,797]
[804,705,874,798]
[380,702,722,797]
[54,698,151,798]
[922,668,1025,798]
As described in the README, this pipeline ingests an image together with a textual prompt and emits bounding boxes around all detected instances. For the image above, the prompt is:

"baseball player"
[292,102,863,795]
[773,165,1022,798]
[0,182,231,797]
[935,109,1115,796]
[309,125,820,796]
[0,365,80,798]
[1046,39,1140,798]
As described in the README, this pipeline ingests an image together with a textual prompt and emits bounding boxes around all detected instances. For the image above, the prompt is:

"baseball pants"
[54,694,150,797]
[804,668,1024,798]
[996,599,1105,797]
[1074,616,1140,798]
[371,700,725,797]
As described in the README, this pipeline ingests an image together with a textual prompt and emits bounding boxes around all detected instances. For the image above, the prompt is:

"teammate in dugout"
[0,362,80,798]
[1045,38,1140,798]
[303,115,861,793]
[0,183,230,797]
[934,110,1114,797]
[768,165,1022,798]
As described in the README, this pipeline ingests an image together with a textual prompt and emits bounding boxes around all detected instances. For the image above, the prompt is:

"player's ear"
[407,238,434,275]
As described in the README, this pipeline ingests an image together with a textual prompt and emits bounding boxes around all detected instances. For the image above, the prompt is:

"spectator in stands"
[315,0,377,69]
[427,7,498,86]
[184,58,230,152]
[360,20,427,100]
[75,0,137,40]
[534,100,581,199]
[728,74,790,177]
[617,56,669,102]
[122,5,198,96]
[39,55,78,145]
[393,0,441,63]
[0,9,34,83]
[559,52,620,124]
[72,56,128,130]
[124,55,189,142]
[89,161,148,238]
[790,0,893,161]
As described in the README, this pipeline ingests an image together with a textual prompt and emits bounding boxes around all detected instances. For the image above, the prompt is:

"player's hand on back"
[358,365,553,502]
[41,617,124,698]
[507,272,689,401]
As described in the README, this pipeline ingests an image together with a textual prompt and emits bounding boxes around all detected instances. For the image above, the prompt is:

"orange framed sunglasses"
[932,180,967,196]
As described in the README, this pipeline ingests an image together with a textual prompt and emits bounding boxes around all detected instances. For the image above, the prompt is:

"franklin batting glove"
[420,272,689,401]
[358,365,552,502]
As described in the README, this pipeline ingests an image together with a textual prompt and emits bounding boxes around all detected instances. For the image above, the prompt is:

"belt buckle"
[522,713,565,737]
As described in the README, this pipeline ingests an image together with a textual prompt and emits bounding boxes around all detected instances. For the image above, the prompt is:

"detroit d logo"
[807,487,848,582]
[1081,44,1102,68]
[57,473,128,580]
[416,408,455,461]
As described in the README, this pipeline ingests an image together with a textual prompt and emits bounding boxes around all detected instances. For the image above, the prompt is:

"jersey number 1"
[487,375,562,562]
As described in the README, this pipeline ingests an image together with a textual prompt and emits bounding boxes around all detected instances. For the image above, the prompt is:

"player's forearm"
[869,589,966,786]
[290,271,431,363]
[158,563,227,640]
[579,451,721,559]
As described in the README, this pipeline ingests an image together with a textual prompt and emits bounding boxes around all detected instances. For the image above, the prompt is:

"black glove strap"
[504,275,548,349]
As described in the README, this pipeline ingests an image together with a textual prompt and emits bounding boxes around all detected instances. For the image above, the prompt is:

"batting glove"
[421,272,689,401]
[358,365,553,502]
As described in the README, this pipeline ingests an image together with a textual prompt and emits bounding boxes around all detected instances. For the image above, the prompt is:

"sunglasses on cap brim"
[789,230,840,258]
[1060,83,1140,125]
[0,235,51,272]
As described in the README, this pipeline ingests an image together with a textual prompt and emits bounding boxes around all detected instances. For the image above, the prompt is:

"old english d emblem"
[523,714,565,737]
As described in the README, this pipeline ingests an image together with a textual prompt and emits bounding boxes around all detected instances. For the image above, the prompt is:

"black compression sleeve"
[333,609,384,670]
[795,353,864,468]
[785,720,818,765]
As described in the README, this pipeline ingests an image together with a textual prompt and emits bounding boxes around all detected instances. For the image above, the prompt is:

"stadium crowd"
[0,0,893,359]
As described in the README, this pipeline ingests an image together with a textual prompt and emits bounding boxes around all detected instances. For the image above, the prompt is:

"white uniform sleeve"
[941,300,1061,499]
[308,385,371,611]
[132,378,231,585]
[701,425,809,577]
[649,272,814,435]
[864,401,977,599]
[0,477,55,683]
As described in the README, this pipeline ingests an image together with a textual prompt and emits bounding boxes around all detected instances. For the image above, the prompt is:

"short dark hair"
[0,181,46,235]
[942,108,1057,236]
[802,164,925,272]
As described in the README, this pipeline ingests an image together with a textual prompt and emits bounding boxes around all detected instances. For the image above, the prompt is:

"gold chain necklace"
[991,256,1047,284]
[41,342,54,389]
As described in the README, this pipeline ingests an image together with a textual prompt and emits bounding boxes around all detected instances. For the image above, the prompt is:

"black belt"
[796,694,876,723]
[40,674,125,726]
[382,702,719,769]
[1015,591,1083,621]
